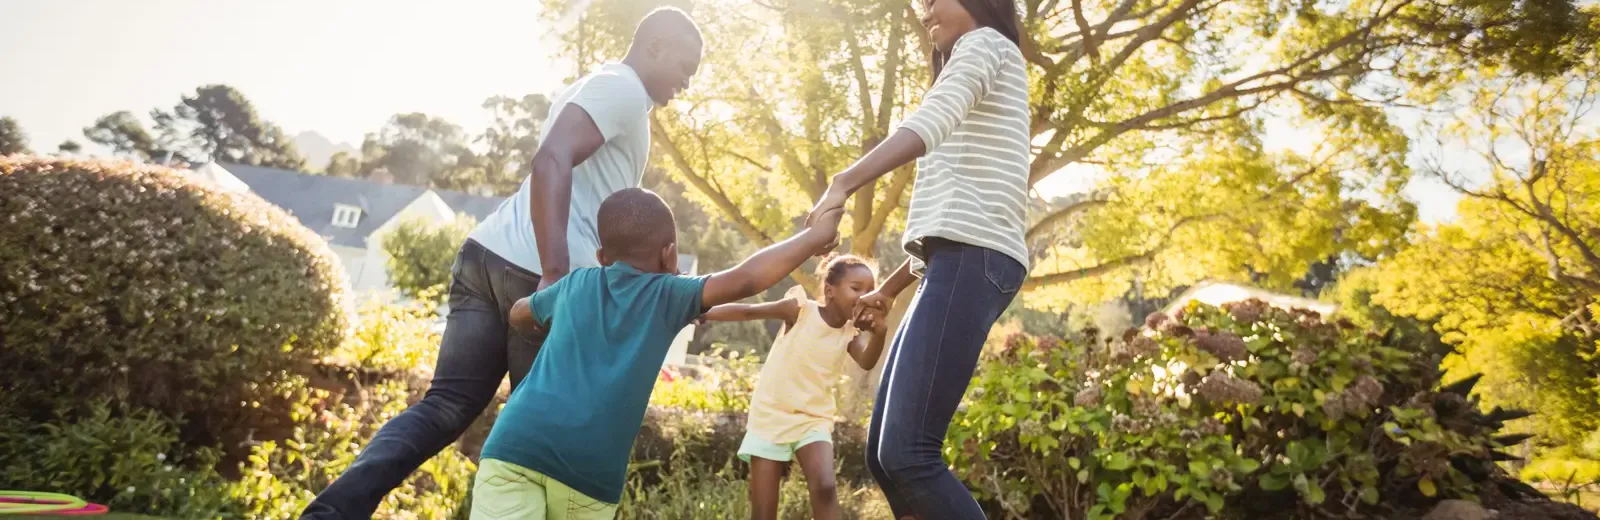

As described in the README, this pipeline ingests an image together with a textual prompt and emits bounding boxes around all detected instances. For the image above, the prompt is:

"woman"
[806,0,1029,517]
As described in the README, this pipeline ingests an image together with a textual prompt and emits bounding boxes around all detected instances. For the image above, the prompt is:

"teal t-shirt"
[479,262,707,504]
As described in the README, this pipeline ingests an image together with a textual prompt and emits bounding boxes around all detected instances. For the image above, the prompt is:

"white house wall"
[355,191,458,300]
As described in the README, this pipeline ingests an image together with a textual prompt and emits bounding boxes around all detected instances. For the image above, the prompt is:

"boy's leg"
[471,459,549,520]
[794,435,840,520]
[545,478,619,520]
[302,241,532,519]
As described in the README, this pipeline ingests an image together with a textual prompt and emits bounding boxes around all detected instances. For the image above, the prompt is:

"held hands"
[806,206,846,256]
[853,291,892,332]
[804,185,849,254]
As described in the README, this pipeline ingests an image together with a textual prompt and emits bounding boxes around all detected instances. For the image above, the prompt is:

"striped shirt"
[898,27,1031,275]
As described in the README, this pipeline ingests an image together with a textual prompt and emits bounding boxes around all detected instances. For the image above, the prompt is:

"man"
[301,8,703,518]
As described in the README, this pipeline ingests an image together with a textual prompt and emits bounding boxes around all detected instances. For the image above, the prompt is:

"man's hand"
[536,274,560,293]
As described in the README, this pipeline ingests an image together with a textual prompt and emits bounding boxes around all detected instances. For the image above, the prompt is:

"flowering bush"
[948,300,1541,519]
[0,157,350,444]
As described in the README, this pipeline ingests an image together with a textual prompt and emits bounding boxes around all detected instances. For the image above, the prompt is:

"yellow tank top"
[746,293,858,443]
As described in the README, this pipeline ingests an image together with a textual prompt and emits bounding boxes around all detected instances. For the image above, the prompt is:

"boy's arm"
[701,298,802,330]
[701,208,842,308]
[509,297,544,335]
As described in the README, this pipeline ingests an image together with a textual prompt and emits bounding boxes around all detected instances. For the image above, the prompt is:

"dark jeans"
[301,239,544,519]
[866,238,1024,520]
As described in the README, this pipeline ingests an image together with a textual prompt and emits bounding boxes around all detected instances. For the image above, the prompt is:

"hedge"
[0,156,350,450]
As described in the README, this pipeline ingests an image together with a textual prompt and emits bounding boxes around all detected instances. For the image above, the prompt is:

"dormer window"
[332,204,362,228]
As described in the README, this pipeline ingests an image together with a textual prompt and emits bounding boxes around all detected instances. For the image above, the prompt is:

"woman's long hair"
[929,0,1023,83]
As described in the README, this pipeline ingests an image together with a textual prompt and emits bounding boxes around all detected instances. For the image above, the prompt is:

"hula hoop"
[0,491,100,516]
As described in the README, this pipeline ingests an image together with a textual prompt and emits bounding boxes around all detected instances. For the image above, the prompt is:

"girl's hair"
[929,0,1024,83]
[815,253,876,287]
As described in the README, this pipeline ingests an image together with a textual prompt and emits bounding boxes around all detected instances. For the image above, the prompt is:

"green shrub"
[0,401,235,518]
[228,378,475,520]
[948,300,1538,519]
[329,294,444,373]
[621,434,892,520]
[0,157,350,441]
[380,214,476,302]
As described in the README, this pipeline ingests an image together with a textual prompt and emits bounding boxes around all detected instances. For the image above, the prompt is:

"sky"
[0,0,571,159]
[5,0,1578,224]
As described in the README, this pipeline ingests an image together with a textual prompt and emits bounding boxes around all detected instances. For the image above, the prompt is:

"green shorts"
[736,429,832,463]
[471,458,618,520]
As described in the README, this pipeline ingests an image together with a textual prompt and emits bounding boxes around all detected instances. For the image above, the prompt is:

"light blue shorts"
[736,429,832,462]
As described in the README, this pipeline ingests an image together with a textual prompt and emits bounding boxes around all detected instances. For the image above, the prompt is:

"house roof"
[223,163,439,249]
[434,188,508,223]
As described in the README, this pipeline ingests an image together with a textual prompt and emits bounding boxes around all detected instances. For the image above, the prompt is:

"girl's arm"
[700,298,803,331]
[847,303,891,370]
[847,326,889,371]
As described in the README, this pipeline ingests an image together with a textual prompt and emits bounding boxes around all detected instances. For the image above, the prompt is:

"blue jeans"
[866,238,1024,519]
[301,240,545,519]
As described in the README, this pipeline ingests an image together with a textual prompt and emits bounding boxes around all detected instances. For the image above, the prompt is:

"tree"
[83,111,175,163]
[83,86,306,169]
[1370,58,1600,451]
[357,113,483,191]
[543,0,1593,295]
[380,214,478,301]
[0,116,29,155]
[324,150,362,177]
[56,140,82,155]
[478,94,553,195]
[152,85,306,170]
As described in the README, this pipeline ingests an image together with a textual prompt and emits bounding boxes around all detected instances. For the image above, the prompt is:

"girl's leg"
[869,241,1024,520]
[748,456,785,520]
[794,441,839,520]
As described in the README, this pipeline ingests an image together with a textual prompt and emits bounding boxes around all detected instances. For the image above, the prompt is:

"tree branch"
[651,114,775,248]
[1026,197,1111,242]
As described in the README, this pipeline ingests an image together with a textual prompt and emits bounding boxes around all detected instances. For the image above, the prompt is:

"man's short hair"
[636,6,702,47]
[597,188,677,260]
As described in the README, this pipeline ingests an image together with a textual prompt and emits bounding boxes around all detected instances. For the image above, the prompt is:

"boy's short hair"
[597,188,677,260]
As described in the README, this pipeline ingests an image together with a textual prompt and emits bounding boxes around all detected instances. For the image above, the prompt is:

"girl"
[699,254,888,520]
[804,0,1029,517]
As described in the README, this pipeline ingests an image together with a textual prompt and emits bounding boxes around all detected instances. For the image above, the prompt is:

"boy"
[471,188,844,520]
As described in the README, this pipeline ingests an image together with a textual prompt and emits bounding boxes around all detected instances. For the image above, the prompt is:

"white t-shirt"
[469,63,654,273]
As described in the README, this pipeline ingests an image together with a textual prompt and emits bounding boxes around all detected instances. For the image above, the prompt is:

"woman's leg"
[868,242,1023,519]
[866,285,922,516]
[794,440,839,520]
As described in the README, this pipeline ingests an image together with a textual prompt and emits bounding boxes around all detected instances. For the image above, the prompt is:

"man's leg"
[302,241,519,519]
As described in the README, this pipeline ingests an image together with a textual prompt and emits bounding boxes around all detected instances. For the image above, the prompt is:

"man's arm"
[701,208,843,308]
[529,104,608,290]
